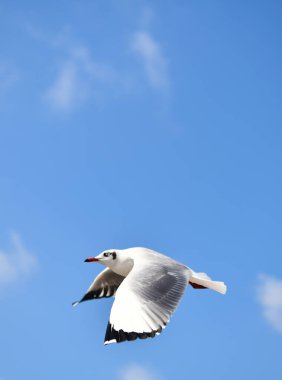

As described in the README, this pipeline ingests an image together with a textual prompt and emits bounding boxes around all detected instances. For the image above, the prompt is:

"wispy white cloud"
[132,31,169,90]
[45,45,116,111]
[0,233,38,287]
[120,364,162,380]
[45,61,80,111]
[70,46,115,82]
[28,18,168,111]
[257,274,282,334]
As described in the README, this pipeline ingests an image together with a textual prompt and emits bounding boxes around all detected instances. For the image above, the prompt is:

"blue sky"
[0,1,282,379]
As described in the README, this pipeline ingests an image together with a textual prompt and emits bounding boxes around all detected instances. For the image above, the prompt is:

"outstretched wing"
[72,268,125,306]
[104,254,191,344]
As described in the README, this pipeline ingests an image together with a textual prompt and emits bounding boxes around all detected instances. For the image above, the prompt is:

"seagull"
[73,247,227,345]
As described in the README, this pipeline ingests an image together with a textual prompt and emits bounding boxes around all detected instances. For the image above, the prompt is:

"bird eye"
[104,252,109,257]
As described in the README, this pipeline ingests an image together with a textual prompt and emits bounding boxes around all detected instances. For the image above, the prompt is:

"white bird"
[73,247,227,345]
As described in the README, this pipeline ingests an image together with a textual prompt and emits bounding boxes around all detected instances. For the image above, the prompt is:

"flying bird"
[73,247,227,345]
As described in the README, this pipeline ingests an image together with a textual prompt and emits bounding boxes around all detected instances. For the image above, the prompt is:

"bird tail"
[189,271,227,295]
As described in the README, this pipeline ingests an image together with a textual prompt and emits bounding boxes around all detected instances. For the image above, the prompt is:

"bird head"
[84,249,117,263]
[84,249,136,276]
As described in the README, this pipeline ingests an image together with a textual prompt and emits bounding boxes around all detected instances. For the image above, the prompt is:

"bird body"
[73,247,227,345]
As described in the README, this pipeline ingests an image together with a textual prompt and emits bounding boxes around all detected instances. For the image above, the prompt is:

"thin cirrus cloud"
[46,60,79,111]
[25,24,119,111]
[43,26,169,111]
[120,364,162,380]
[45,46,116,111]
[257,274,282,334]
[131,31,169,90]
[0,233,38,287]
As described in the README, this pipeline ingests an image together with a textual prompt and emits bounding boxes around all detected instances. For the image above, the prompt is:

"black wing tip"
[104,322,163,345]
[79,286,117,304]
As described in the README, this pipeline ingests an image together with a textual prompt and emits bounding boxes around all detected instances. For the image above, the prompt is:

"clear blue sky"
[0,1,282,379]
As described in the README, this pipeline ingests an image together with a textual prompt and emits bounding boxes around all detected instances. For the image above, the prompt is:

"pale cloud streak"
[0,233,38,287]
[45,46,116,111]
[257,274,282,334]
[132,31,169,90]
[46,61,79,111]
[30,17,168,110]
[120,364,162,380]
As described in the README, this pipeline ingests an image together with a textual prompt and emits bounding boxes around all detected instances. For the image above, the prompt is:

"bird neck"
[105,258,134,277]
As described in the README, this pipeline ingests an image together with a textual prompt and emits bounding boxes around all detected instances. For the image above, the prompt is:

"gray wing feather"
[105,256,190,343]
[133,261,189,323]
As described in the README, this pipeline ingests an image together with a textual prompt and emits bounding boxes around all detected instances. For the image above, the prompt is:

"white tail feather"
[190,271,227,295]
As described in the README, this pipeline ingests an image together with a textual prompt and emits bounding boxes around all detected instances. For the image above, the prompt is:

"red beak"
[84,257,99,262]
